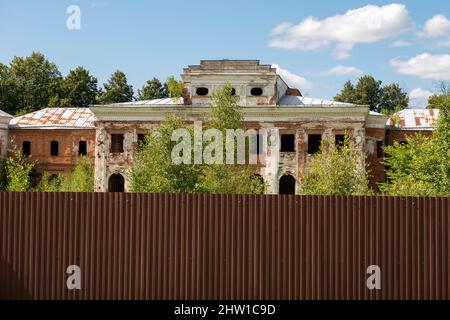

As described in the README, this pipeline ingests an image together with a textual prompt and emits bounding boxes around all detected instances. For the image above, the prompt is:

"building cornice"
[90,106,371,122]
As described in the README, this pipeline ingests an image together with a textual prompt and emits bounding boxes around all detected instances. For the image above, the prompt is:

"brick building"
[0,60,441,193]
[8,108,96,176]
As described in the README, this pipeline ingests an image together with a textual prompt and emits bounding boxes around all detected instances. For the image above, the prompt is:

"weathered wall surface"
[94,121,159,192]
[365,128,387,190]
[0,128,8,159]
[385,129,433,146]
[9,129,95,175]
[1,192,449,300]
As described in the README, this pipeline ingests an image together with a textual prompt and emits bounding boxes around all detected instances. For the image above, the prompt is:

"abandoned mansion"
[0,60,440,193]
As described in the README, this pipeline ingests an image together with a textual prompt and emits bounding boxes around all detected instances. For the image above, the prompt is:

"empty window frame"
[22,141,31,156]
[377,141,384,158]
[335,134,345,147]
[78,141,87,156]
[110,134,124,153]
[196,87,208,96]
[250,87,263,96]
[137,134,146,149]
[50,141,59,156]
[280,134,295,152]
[307,134,322,154]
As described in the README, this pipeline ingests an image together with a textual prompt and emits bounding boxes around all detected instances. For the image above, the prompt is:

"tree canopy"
[129,83,265,194]
[300,133,371,195]
[98,70,134,104]
[380,94,450,196]
[334,75,408,113]
[137,77,167,100]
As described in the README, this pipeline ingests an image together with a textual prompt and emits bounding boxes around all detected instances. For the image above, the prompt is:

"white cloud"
[390,53,450,80]
[418,15,450,38]
[390,39,411,47]
[268,4,414,59]
[309,65,363,77]
[272,64,312,90]
[417,15,450,47]
[408,88,435,108]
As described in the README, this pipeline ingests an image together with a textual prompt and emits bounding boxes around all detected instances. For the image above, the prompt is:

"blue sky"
[0,0,449,107]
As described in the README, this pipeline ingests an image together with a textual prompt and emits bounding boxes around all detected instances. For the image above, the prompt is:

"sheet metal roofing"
[104,96,358,107]
[105,97,184,106]
[0,109,12,118]
[9,108,96,129]
[387,108,440,130]
[277,95,358,107]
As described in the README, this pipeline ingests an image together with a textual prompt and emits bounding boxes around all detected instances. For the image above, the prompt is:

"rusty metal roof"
[9,107,96,129]
[387,108,440,130]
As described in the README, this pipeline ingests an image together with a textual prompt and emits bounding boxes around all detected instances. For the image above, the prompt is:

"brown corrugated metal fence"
[0,192,449,300]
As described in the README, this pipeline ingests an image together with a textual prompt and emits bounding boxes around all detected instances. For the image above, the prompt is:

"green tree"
[5,150,35,191]
[354,75,382,111]
[130,83,265,194]
[380,94,450,196]
[57,67,98,107]
[61,156,94,191]
[300,134,371,195]
[165,75,184,98]
[0,63,19,115]
[333,80,356,104]
[36,173,62,192]
[129,115,202,192]
[0,158,7,191]
[197,83,265,194]
[98,70,134,104]
[378,83,409,115]
[137,77,167,100]
[36,156,94,192]
[1,52,62,114]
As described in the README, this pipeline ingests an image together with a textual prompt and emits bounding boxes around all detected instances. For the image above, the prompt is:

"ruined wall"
[0,128,8,159]
[182,60,280,107]
[246,120,368,194]
[8,129,95,175]
[94,121,160,192]
[365,128,386,190]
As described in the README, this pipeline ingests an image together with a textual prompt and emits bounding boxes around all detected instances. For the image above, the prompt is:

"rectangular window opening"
[307,134,322,154]
[377,141,383,158]
[22,141,31,156]
[110,134,124,153]
[79,141,87,156]
[335,134,345,147]
[280,134,295,152]
[50,141,59,156]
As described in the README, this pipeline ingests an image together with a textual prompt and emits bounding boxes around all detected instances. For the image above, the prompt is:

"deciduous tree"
[300,134,371,195]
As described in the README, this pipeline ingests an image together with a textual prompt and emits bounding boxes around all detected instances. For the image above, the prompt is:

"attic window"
[251,87,263,96]
[196,87,208,96]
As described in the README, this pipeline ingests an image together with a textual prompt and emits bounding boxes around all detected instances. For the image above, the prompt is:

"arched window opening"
[108,174,125,192]
[279,175,296,195]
